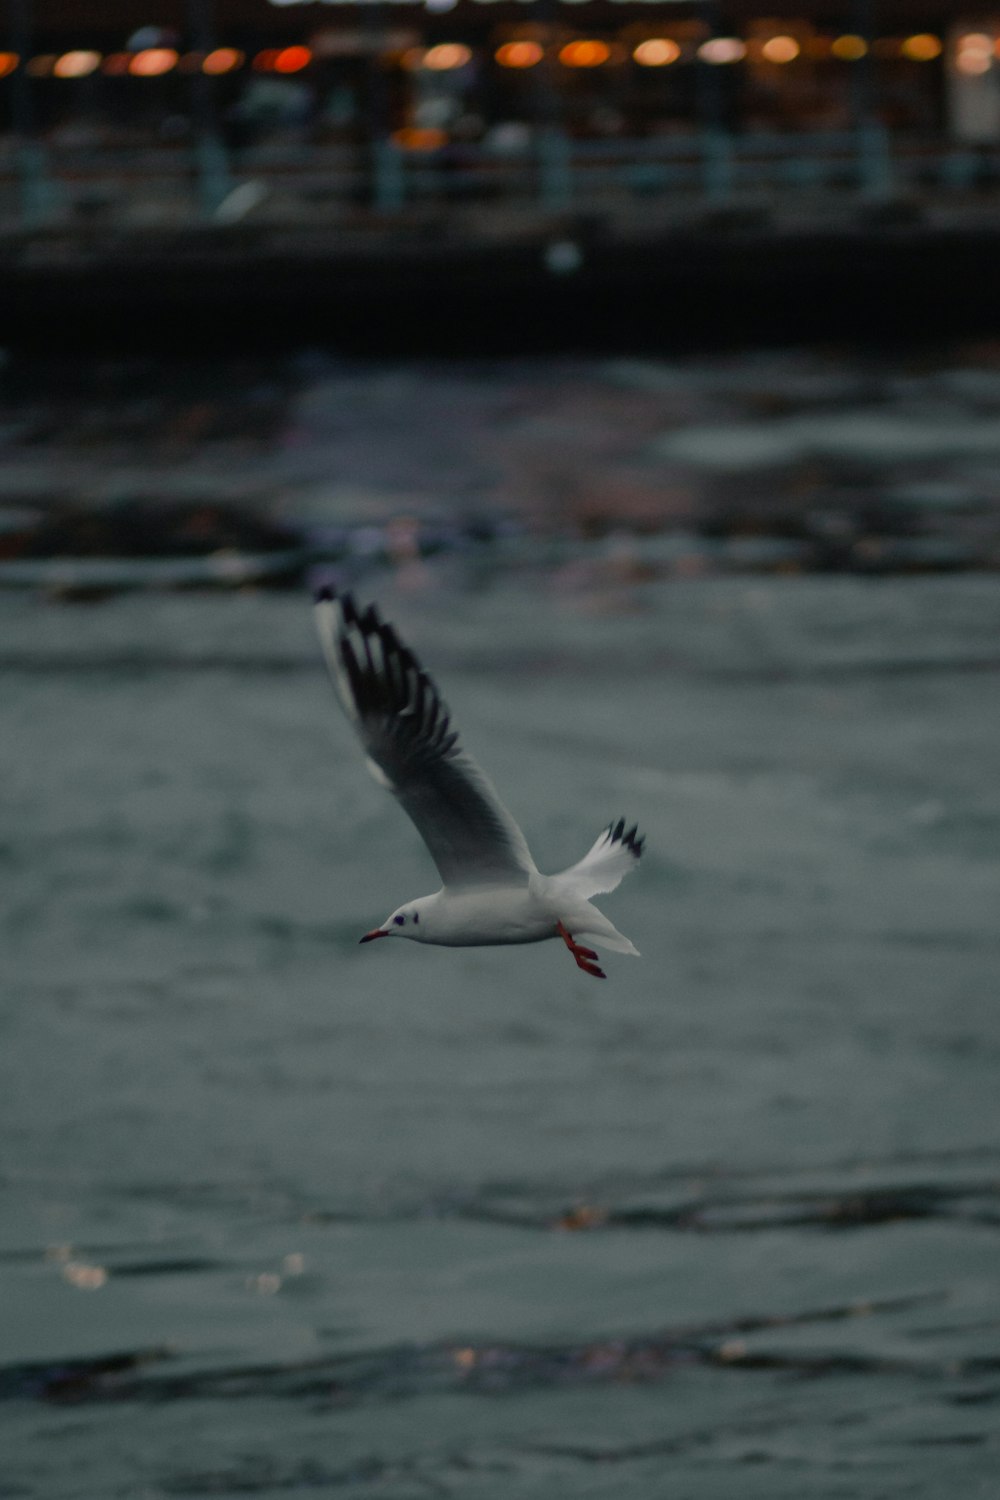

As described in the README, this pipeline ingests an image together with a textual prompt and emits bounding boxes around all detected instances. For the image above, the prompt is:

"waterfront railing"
[2,128,999,230]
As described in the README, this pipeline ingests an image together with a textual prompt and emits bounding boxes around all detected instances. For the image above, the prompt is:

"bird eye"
[393,915,405,926]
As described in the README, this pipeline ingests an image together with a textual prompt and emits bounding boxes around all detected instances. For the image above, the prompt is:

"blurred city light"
[0,0,978,254]
[129,49,179,77]
[698,37,746,65]
[633,39,681,67]
[955,34,994,76]
[559,40,611,69]
[831,34,868,60]
[391,126,448,150]
[53,51,102,79]
[761,35,800,64]
[203,48,245,75]
[423,43,472,70]
[956,53,991,76]
[901,34,942,62]
[495,41,543,69]
[274,46,312,73]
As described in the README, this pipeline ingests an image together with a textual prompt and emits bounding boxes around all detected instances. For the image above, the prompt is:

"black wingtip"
[315,587,458,767]
[313,584,364,624]
[607,817,646,858]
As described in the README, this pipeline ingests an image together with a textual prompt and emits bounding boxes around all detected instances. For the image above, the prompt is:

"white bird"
[314,587,644,979]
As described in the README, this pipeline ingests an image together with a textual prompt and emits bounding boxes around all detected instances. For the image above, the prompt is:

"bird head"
[360,899,431,945]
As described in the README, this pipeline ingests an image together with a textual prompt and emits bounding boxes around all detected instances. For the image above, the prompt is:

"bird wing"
[314,588,537,890]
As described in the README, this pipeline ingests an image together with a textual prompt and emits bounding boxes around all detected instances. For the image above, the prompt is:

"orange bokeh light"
[761,35,800,64]
[424,43,472,71]
[559,40,611,69]
[956,50,991,76]
[698,37,746,65]
[54,50,102,78]
[273,46,312,74]
[203,47,244,75]
[129,48,179,77]
[495,41,543,69]
[955,34,993,76]
[831,34,867,61]
[0,52,19,78]
[391,126,448,151]
[901,33,942,61]
[633,38,681,67]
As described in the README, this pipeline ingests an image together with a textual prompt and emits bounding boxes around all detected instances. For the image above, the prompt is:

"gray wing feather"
[314,589,536,889]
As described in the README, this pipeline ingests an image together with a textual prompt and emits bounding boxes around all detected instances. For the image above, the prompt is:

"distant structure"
[2,2,999,222]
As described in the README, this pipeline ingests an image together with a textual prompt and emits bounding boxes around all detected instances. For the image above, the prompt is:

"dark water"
[2,351,999,1498]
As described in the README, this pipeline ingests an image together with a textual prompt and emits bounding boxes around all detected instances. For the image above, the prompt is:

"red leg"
[556,921,606,979]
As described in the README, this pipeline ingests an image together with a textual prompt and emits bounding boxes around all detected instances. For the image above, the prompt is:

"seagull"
[314,587,644,979]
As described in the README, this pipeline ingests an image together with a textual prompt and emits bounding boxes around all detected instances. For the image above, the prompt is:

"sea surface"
[2,349,999,1498]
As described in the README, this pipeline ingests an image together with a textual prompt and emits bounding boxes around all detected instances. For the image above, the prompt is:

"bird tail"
[554,818,645,900]
[578,918,640,956]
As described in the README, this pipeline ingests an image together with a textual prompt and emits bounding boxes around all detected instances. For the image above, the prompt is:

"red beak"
[359,929,389,943]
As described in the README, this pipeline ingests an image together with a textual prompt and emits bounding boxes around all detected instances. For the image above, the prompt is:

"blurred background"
[2,4,1000,1499]
[3,0,1000,341]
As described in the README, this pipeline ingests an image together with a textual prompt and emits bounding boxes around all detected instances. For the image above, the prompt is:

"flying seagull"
[314,587,644,979]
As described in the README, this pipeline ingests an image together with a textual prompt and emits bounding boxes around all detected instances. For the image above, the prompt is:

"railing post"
[186,0,231,216]
[8,0,53,224]
[362,2,405,210]
[538,126,572,209]
[851,0,894,196]
[700,128,733,200]
[857,120,892,196]
[533,0,572,209]
[695,2,734,203]
[373,139,405,210]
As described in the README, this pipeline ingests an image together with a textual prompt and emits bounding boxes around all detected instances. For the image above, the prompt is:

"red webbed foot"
[556,921,606,979]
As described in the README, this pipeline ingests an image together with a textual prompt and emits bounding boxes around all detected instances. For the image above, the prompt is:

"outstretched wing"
[314,588,536,890]
[556,818,645,899]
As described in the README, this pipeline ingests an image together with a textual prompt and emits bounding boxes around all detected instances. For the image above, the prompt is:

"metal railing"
[2,126,998,230]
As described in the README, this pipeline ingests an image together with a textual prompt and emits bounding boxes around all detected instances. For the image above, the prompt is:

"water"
[2,351,999,1498]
